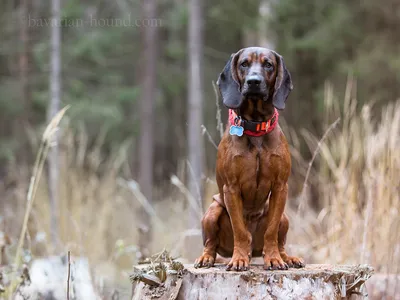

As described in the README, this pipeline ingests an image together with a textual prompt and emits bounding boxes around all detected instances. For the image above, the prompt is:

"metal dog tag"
[229,125,244,136]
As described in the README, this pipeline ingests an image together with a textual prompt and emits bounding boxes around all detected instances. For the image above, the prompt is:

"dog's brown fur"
[194,47,304,271]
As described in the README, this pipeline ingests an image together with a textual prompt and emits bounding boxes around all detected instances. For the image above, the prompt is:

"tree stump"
[131,264,373,300]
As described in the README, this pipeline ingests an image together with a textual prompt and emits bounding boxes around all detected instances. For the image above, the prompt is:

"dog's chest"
[229,137,275,175]
[228,141,276,207]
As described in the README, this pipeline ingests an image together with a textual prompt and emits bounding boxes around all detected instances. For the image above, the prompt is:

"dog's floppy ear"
[272,52,293,110]
[217,50,244,109]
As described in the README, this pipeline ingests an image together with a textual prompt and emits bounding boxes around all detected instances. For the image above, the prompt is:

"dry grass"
[0,116,196,295]
[284,81,400,274]
[0,106,69,298]
[0,82,399,297]
[319,87,399,272]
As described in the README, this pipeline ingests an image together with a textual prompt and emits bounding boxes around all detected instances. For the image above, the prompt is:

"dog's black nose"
[246,75,262,86]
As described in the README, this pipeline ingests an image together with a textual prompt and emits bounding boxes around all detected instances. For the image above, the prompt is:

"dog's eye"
[240,61,249,68]
[264,62,273,69]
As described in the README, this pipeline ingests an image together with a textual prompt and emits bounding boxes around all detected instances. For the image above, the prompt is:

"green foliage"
[269,0,400,133]
[0,0,398,173]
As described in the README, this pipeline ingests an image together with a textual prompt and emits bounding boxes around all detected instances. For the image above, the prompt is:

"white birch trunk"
[187,0,204,228]
[47,0,61,252]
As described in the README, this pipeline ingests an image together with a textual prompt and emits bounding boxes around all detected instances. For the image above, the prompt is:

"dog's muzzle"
[243,74,267,97]
[246,75,262,87]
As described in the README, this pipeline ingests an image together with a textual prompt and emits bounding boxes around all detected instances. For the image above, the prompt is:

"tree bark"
[132,264,374,300]
[137,0,158,257]
[187,0,204,229]
[47,0,61,252]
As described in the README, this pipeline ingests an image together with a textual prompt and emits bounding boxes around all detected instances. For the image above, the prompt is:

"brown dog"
[194,47,304,271]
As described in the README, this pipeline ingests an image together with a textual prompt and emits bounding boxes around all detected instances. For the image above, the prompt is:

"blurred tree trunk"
[258,0,274,49]
[137,0,158,257]
[19,0,32,124]
[15,0,33,167]
[47,0,61,252]
[187,0,204,229]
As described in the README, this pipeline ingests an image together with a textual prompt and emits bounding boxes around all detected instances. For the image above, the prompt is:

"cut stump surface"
[131,263,373,300]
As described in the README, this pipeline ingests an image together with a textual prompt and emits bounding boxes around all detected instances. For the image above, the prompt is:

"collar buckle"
[265,122,270,132]
[234,115,242,126]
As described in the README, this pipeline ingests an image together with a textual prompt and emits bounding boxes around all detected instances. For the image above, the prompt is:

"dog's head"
[217,47,293,110]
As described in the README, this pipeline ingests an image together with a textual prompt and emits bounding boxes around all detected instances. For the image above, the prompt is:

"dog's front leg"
[263,182,289,270]
[223,185,252,271]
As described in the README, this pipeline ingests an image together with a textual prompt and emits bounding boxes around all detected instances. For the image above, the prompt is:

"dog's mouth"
[242,89,268,100]
[242,85,268,98]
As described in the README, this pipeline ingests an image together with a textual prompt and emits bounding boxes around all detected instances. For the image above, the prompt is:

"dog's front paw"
[194,252,215,268]
[226,249,250,271]
[280,252,305,268]
[263,248,288,270]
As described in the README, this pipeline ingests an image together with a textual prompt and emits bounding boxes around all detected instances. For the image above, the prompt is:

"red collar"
[228,108,279,137]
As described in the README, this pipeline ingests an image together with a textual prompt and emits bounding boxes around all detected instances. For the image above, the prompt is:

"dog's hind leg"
[278,213,305,268]
[194,195,224,268]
